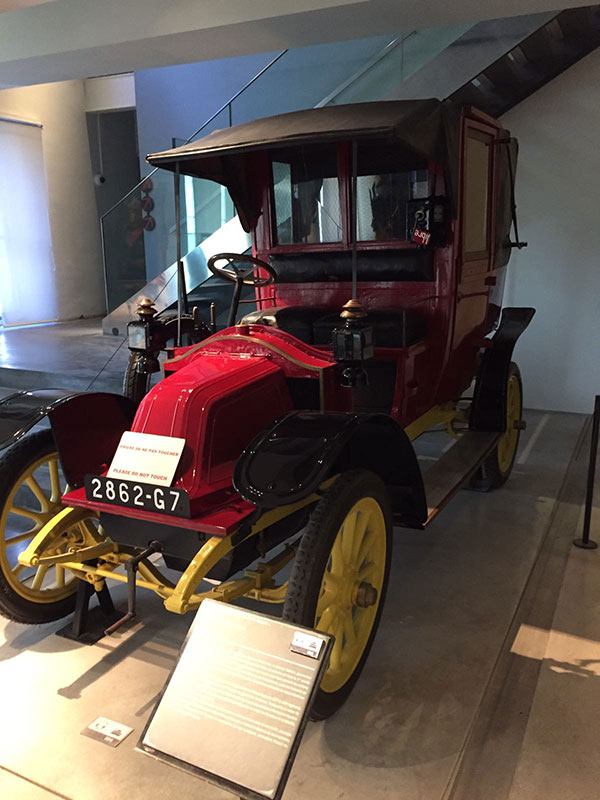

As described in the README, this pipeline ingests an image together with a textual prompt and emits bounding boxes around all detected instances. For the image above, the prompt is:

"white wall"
[0,119,57,325]
[501,48,600,414]
[84,74,135,112]
[0,80,105,320]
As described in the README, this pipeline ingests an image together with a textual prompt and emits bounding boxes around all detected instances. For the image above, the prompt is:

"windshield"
[356,142,429,241]
[271,141,430,247]
[271,144,342,245]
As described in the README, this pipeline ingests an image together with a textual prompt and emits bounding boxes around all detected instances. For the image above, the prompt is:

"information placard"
[138,600,332,800]
[107,430,185,487]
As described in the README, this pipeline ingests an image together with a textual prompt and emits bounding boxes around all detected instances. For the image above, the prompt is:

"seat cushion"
[269,250,434,282]
[273,306,331,344]
[243,305,427,349]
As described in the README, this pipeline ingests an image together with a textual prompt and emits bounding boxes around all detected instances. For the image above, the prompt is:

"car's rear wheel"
[0,429,80,623]
[470,362,523,490]
[283,470,392,719]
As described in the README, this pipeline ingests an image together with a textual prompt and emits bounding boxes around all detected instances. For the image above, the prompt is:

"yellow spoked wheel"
[283,470,392,719]
[0,429,83,623]
[497,369,522,474]
[476,362,523,490]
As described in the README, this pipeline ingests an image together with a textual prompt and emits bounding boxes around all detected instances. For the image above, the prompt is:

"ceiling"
[0,0,583,88]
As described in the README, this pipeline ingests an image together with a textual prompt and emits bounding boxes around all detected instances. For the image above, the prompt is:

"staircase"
[449,6,600,116]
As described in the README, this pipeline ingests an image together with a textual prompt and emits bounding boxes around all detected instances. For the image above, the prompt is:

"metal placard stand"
[573,394,599,549]
[138,600,333,800]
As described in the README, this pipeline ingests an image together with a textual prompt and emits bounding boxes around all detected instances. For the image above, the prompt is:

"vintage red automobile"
[0,99,533,718]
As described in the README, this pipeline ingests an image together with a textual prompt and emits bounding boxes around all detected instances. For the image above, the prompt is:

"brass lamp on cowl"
[126,297,160,376]
[332,299,374,388]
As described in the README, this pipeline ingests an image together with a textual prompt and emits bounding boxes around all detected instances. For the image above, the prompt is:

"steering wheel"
[207,252,277,287]
[206,253,277,328]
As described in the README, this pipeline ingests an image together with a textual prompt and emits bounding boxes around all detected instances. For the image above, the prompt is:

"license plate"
[84,475,190,518]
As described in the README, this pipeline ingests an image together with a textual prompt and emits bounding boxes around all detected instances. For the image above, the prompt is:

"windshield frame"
[267,140,437,254]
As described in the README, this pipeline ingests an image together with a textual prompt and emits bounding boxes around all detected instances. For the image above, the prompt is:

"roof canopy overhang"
[147,99,463,231]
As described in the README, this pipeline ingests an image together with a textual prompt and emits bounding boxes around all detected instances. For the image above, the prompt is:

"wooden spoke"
[48,459,62,502]
[9,505,44,524]
[316,585,337,619]
[54,566,65,588]
[351,508,371,562]
[4,530,38,546]
[341,512,357,564]
[31,564,48,591]
[329,617,344,672]
[343,614,357,650]
[25,476,51,512]
[330,533,344,575]
[318,604,336,633]
[356,530,375,568]
[359,560,377,583]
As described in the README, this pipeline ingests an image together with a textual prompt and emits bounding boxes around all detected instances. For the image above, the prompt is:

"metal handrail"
[315,32,415,107]
[100,32,419,221]
[100,49,288,221]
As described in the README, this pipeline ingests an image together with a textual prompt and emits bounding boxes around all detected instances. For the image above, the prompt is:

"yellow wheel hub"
[497,373,521,474]
[0,451,83,604]
[315,496,387,693]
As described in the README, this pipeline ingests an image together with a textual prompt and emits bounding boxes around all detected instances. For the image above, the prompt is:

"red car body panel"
[64,344,293,534]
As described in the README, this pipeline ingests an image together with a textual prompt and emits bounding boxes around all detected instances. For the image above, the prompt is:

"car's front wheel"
[283,470,392,719]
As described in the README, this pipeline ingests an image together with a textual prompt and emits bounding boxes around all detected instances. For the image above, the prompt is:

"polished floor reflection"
[0,319,127,393]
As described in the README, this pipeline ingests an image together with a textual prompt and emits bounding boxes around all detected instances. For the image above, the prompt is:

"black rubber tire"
[470,362,523,491]
[0,429,77,623]
[283,470,392,720]
[123,351,152,404]
[122,313,197,404]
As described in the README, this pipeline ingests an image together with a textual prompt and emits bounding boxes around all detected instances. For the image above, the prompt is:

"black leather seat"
[269,250,434,283]
[242,305,427,348]
[272,306,331,345]
[270,306,427,349]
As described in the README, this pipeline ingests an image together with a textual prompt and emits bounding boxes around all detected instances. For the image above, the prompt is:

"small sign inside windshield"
[412,228,431,246]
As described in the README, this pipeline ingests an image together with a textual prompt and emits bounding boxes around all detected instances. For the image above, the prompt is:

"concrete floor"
[0,320,598,799]
[0,319,127,393]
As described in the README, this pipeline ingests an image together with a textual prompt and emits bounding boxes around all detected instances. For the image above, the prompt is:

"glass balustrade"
[320,24,473,106]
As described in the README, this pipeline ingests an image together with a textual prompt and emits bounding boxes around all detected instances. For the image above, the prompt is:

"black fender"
[470,307,535,432]
[233,411,427,527]
[0,389,136,488]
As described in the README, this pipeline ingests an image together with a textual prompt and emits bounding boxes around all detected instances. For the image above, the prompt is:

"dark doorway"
[87,109,146,310]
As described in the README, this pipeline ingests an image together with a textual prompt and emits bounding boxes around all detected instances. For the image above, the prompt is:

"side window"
[463,130,492,259]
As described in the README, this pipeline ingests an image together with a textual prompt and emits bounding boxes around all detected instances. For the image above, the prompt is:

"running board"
[422,431,500,525]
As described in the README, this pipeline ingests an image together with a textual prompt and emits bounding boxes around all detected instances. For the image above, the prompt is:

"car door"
[449,117,498,395]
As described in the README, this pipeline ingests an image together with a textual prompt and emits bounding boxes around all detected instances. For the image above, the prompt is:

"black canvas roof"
[147,99,463,231]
